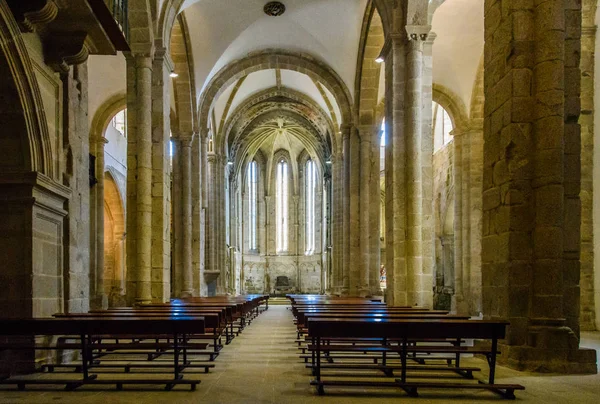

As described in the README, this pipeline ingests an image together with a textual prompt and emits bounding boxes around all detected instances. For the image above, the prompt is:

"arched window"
[433,102,454,152]
[305,159,316,255]
[247,161,258,251]
[276,159,288,253]
[112,109,127,137]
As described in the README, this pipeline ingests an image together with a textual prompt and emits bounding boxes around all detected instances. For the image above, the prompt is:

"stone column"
[580,4,596,330]
[206,153,217,277]
[349,127,361,295]
[128,54,153,304]
[220,157,229,294]
[151,49,173,302]
[171,138,183,296]
[452,129,465,311]
[341,125,351,295]
[383,34,407,306]
[192,137,201,296]
[358,126,372,296]
[199,133,208,296]
[369,127,382,296]
[482,0,596,372]
[404,28,433,308]
[330,153,342,294]
[91,136,109,309]
[452,127,484,316]
[180,133,195,297]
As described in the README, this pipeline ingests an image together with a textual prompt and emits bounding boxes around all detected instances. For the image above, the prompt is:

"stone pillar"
[331,153,342,294]
[206,153,217,278]
[341,125,351,295]
[200,133,208,296]
[482,0,596,372]
[359,126,372,296]
[217,156,227,294]
[420,32,435,308]
[349,127,361,295]
[192,136,201,296]
[369,127,382,296]
[171,138,183,296]
[384,34,407,306]
[180,133,195,297]
[452,127,484,316]
[126,54,153,304]
[151,49,173,302]
[405,29,433,308]
[91,136,109,309]
[452,129,465,312]
[580,4,596,330]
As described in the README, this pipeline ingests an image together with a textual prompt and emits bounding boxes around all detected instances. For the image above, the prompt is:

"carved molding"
[6,0,58,33]
[45,31,89,74]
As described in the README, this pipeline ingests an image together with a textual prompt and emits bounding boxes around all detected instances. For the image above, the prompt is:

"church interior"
[1,0,600,402]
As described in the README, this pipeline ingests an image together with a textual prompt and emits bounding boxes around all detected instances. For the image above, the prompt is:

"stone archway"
[198,50,354,143]
[0,2,68,325]
[0,1,53,177]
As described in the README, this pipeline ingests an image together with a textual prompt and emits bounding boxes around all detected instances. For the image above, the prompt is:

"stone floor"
[1,306,600,403]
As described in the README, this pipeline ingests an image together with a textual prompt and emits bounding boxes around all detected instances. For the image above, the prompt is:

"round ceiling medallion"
[264,2,286,17]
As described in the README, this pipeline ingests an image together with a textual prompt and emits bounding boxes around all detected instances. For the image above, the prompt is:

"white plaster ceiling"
[431,0,484,114]
[213,68,338,134]
[182,0,367,101]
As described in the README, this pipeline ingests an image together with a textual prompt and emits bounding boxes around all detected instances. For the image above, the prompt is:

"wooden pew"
[141,302,240,342]
[0,317,206,391]
[52,311,220,370]
[297,312,473,368]
[306,317,524,399]
[89,307,227,355]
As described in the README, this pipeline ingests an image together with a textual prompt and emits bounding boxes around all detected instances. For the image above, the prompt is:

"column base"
[358,288,371,298]
[499,344,597,374]
[497,323,597,374]
[90,294,108,310]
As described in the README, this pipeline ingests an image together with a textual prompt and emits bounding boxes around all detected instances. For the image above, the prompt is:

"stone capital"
[424,31,437,46]
[406,24,432,42]
[154,46,175,73]
[178,132,196,146]
[357,125,376,143]
[340,123,352,140]
[92,136,109,147]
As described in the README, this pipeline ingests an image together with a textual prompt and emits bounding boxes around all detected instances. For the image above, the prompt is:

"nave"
[1,304,599,404]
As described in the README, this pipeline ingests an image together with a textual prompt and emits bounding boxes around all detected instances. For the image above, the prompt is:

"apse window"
[247,160,258,251]
[433,102,453,152]
[112,109,127,137]
[305,159,316,255]
[276,159,289,253]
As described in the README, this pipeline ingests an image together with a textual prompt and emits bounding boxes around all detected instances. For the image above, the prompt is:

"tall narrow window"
[276,159,288,253]
[247,161,258,251]
[305,159,316,255]
[112,109,127,137]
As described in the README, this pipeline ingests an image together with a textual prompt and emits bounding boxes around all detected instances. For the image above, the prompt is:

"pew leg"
[488,336,498,385]
[400,336,408,383]
[173,332,182,381]
[314,336,323,394]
